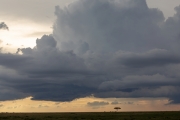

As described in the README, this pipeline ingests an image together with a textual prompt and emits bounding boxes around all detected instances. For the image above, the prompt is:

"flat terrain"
[0,112,180,120]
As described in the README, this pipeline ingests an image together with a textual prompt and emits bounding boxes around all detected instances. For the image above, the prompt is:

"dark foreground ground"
[0,112,180,120]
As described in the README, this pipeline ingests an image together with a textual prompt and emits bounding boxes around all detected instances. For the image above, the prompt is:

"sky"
[1,0,180,112]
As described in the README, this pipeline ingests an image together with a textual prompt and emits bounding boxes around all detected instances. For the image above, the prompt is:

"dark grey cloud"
[117,49,180,68]
[169,96,180,104]
[87,101,109,106]
[111,101,119,105]
[0,35,97,101]
[0,0,180,104]
[0,53,31,69]
[53,0,165,53]
[0,22,8,30]
[99,74,178,91]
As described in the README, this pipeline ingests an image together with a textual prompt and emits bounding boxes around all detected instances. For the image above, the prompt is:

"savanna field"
[0,112,180,120]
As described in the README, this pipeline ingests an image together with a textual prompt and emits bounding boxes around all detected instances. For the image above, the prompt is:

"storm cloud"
[0,0,180,104]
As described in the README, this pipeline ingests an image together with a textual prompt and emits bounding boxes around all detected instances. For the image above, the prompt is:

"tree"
[114,107,121,112]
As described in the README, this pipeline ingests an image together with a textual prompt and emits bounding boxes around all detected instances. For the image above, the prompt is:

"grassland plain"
[0,112,180,120]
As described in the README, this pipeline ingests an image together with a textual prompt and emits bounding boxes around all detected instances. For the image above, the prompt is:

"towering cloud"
[54,0,166,54]
[0,0,180,104]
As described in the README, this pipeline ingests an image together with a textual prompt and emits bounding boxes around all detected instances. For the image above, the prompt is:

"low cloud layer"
[87,101,109,106]
[0,104,3,107]
[0,0,180,104]
[111,101,119,105]
[0,22,8,30]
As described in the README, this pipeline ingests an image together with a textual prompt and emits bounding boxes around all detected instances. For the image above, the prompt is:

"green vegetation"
[0,112,180,120]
